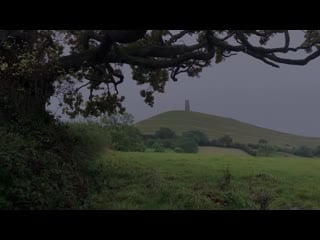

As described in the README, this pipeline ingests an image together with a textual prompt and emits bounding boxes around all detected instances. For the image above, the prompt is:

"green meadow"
[84,149,320,210]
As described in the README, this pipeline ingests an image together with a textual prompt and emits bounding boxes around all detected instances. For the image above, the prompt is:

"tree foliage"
[294,146,313,157]
[99,112,134,127]
[256,143,274,157]
[182,130,209,146]
[154,127,176,139]
[1,30,320,120]
[175,136,198,153]
[218,135,233,147]
[98,113,145,152]
[109,125,145,152]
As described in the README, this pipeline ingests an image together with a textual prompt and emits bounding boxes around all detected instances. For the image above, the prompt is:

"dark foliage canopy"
[1,30,320,120]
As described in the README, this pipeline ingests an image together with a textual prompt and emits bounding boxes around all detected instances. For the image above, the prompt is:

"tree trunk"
[0,78,53,124]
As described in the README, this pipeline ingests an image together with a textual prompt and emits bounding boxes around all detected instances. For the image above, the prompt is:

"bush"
[248,143,259,149]
[175,136,198,153]
[294,146,313,157]
[210,139,218,146]
[174,147,184,153]
[145,139,155,148]
[152,142,165,152]
[109,125,145,152]
[160,139,176,149]
[210,140,257,156]
[182,130,210,146]
[154,127,176,139]
[0,120,98,209]
[258,138,268,144]
[313,146,320,157]
[217,135,233,147]
[256,143,274,157]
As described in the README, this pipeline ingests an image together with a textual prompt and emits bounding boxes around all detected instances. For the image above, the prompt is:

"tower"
[185,99,190,112]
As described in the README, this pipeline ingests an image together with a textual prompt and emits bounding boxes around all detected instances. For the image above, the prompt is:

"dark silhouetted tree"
[175,136,198,153]
[256,143,274,157]
[218,135,233,147]
[258,138,268,144]
[155,127,176,139]
[182,130,209,146]
[295,146,313,157]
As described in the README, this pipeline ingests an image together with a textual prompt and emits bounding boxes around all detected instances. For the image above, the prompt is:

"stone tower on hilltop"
[185,99,190,112]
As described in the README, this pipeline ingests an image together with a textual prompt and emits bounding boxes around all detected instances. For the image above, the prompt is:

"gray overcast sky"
[117,54,320,137]
[47,31,320,137]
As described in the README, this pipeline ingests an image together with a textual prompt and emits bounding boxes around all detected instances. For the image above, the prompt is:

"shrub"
[152,142,165,152]
[109,125,145,152]
[256,143,274,157]
[182,130,210,146]
[161,139,176,149]
[154,127,176,139]
[248,143,259,149]
[252,190,274,210]
[0,121,97,209]
[313,146,320,157]
[145,139,155,148]
[294,146,313,157]
[258,138,268,144]
[217,135,233,147]
[175,136,198,153]
[174,147,184,153]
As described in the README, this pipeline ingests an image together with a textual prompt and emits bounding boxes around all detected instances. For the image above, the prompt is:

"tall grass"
[85,150,320,210]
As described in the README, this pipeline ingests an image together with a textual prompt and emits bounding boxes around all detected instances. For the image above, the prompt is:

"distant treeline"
[143,127,320,158]
[89,113,320,158]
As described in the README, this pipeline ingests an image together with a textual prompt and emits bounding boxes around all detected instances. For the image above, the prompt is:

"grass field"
[135,111,320,148]
[84,149,320,210]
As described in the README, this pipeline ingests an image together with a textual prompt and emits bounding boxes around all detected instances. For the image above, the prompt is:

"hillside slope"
[135,111,320,148]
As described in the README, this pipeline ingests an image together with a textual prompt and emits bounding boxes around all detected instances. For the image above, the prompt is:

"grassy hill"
[135,111,320,148]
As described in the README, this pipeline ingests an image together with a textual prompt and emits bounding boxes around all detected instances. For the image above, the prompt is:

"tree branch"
[124,43,206,58]
[166,30,192,44]
[265,49,320,66]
